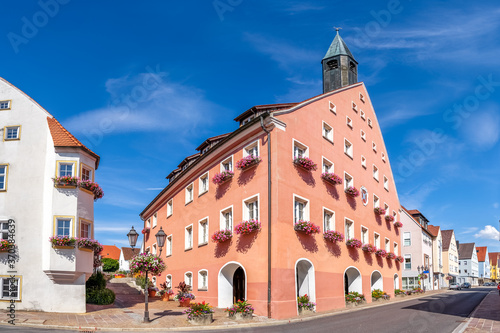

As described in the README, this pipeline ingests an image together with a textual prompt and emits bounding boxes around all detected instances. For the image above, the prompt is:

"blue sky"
[2,0,500,250]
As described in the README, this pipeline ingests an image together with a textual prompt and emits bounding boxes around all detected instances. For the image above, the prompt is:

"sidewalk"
[460,290,500,333]
[0,281,449,331]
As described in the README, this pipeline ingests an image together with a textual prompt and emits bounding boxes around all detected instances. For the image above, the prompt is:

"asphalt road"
[0,288,490,333]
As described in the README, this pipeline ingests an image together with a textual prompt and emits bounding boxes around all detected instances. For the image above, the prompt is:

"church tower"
[322,29,358,94]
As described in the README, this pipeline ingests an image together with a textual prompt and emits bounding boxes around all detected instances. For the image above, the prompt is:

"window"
[152,243,157,255]
[373,165,379,181]
[185,183,194,204]
[243,195,259,221]
[185,225,193,250]
[0,165,8,191]
[57,161,75,177]
[184,272,192,287]
[368,118,373,128]
[79,219,92,239]
[153,213,157,228]
[220,206,233,230]
[293,140,308,159]
[385,238,390,252]
[0,100,11,110]
[244,140,259,157]
[166,235,172,256]
[360,110,366,120]
[361,156,366,168]
[404,255,411,270]
[345,218,354,239]
[0,221,8,240]
[361,226,368,244]
[4,126,20,140]
[374,233,380,248]
[323,208,334,231]
[322,122,333,142]
[221,156,233,172]
[146,219,151,228]
[383,176,389,191]
[352,102,358,112]
[359,93,365,103]
[346,116,353,128]
[384,204,389,216]
[198,218,209,245]
[166,275,172,289]
[322,157,333,173]
[54,217,73,237]
[360,129,366,141]
[381,153,386,162]
[372,142,377,152]
[344,139,353,158]
[1,276,20,301]
[198,172,209,195]
[167,199,173,217]
[198,270,208,290]
[329,101,336,114]
[327,59,338,69]
[373,194,380,208]
[344,172,353,189]
[393,211,397,221]
[403,232,411,246]
[394,243,398,255]
[293,195,309,223]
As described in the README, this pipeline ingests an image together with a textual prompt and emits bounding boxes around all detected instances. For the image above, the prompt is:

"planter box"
[78,247,93,253]
[55,183,77,188]
[52,245,75,249]
[239,160,260,171]
[298,308,315,316]
[229,312,254,320]
[188,313,213,326]
[180,299,191,307]
[345,300,365,308]
[161,294,170,302]
[293,161,315,172]
[395,294,406,298]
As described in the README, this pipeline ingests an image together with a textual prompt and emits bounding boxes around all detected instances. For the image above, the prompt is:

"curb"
[452,290,492,333]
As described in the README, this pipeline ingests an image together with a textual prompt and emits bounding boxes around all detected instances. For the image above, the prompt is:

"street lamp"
[127,226,139,254]
[155,227,167,256]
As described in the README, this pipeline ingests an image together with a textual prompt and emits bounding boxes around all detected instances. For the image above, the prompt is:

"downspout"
[260,115,272,318]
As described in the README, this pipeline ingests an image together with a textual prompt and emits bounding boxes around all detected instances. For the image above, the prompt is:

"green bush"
[86,272,106,290]
[86,287,116,305]
[102,258,119,272]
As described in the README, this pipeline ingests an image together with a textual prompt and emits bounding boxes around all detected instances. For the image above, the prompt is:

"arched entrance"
[218,262,247,308]
[344,267,362,294]
[295,259,316,299]
[394,274,399,289]
[371,271,383,291]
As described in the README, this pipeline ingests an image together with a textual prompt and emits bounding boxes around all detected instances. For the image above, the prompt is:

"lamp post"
[127,226,139,253]
[155,227,167,256]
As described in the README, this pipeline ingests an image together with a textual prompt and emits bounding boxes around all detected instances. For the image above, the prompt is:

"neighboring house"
[140,31,403,319]
[427,224,444,289]
[100,245,121,260]
[476,247,490,284]
[400,208,433,291]
[0,78,100,313]
[458,243,479,286]
[441,230,459,285]
[119,247,137,272]
[490,252,499,282]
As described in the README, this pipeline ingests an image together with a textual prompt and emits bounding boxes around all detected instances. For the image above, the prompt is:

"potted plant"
[345,292,365,307]
[148,286,159,297]
[236,155,262,171]
[52,175,79,187]
[385,215,395,222]
[211,229,232,243]
[293,157,317,171]
[129,253,166,276]
[225,299,254,320]
[375,249,387,258]
[323,230,344,243]
[361,243,377,253]
[297,294,316,315]
[212,170,234,185]
[395,255,404,263]
[142,227,150,234]
[175,281,195,307]
[157,282,174,301]
[373,207,386,215]
[0,240,12,252]
[394,221,403,228]
[77,238,103,253]
[346,238,362,249]
[185,301,214,325]
[372,289,390,301]
[77,179,104,200]
[293,220,320,235]
[49,236,77,248]
[394,289,406,297]
[344,186,360,197]
[234,220,261,235]
[386,252,396,260]
[321,172,342,185]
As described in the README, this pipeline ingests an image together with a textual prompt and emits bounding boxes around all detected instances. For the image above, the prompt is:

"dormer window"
[327,59,338,70]
[202,147,209,154]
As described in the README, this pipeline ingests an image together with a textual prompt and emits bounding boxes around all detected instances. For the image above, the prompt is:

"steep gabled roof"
[476,246,487,262]
[47,117,100,169]
[195,133,231,152]
[459,243,475,260]
[121,247,138,261]
[489,252,499,265]
[441,230,454,251]
[427,224,440,237]
[401,206,432,236]
[100,245,121,260]
[323,31,357,62]
[233,103,298,123]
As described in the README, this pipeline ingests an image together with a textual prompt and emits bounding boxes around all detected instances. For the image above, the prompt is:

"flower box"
[345,292,365,305]
[346,238,362,248]
[323,230,344,242]
[321,172,342,185]
[293,220,320,235]
[375,249,387,258]
[234,220,261,235]
[386,252,396,260]
[212,171,234,185]
[78,180,104,200]
[344,186,360,197]
[185,301,214,325]
[361,244,377,253]
[230,312,254,320]
[0,240,13,252]
[298,308,315,315]
[49,236,76,247]
[297,294,315,313]
[142,227,150,234]
[226,300,254,320]
[293,157,317,172]
[394,221,403,228]
[395,255,404,263]
[374,207,386,215]
[53,176,79,187]
[52,245,75,250]
[77,238,103,253]
[188,313,213,325]
[211,229,232,243]
[385,215,395,222]
[236,155,262,171]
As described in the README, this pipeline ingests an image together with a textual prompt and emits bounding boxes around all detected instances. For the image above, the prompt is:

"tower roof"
[323,30,356,62]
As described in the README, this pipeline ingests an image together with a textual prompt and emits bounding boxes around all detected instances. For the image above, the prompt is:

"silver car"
[449,283,461,290]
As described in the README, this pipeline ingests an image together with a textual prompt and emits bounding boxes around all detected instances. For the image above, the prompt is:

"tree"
[102,258,119,272]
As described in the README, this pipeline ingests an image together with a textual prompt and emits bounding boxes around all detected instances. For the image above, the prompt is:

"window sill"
[344,152,353,160]
[198,288,208,292]
[323,137,334,145]
[362,164,367,169]
[184,247,193,252]
[373,178,379,182]
[384,187,389,192]
[166,254,172,258]
[167,214,172,219]
[198,191,208,198]
[185,200,193,206]
[4,138,20,141]
[198,242,208,247]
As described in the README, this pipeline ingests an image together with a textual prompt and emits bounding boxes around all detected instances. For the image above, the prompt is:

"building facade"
[441,230,459,285]
[427,224,444,289]
[0,78,100,312]
[140,32,403,319]
[490,252,499,282]
[476,247,490,284]
[458,243,479,286]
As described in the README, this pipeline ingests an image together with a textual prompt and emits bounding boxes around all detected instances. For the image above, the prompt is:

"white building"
[477,246,491,283]
[0,78,100,313]
[458,243,479,286]
[119,247,137,272]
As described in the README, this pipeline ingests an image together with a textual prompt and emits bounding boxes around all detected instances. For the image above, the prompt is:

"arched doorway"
[394,274,399,289]
[218,262,247,308]
[295,259,316,301]
[371,271,383,291]
[344,267,362,294]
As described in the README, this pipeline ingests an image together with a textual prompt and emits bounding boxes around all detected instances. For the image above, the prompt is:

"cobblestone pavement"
[463,290,500,333]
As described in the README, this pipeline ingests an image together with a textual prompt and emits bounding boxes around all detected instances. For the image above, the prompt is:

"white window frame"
[243,194,259,221]
[54,216,74,237]
[198,270,208,290]
[152,243,157,255]
[198,217,209,245]
[0,164,8,191]
[344,138,353,158]
[184,272,193,287]
[329,101,336,114]
[293,194,309,223]
[373,194,380,208]
[368,118,373,128]
[199,172,209,195]
[344,172,353,190]
[165,275,172,289]
[381,152,386,162]
[4,126,21,141]
[146,218,151,228]
[384,203,389,216]
[352,101,358,112]
[323,208,335,232]
[404,254,412,270]
[293,139,309,159]
[394,242,399,255]
[361,226,368,244]
[383,176,389,191]
[403,232,411,246]
[56,161,76,178]
[220,206,233,230]
[166,235,173,256]
[372,141,377,152]
[345,218,354,240]
[152,213,157,228]
[185,183,194,204]
[385,238,390,252]
[373,165,379,181]
[243,140,260,157]
[360,110,366,120]
[374,232,380,248]
[361,156,366,169]
[322,156,334,173]
[167,199,173,217]
[185,225,193,250]
[80,163,93,181]
[346,116,353,128]
[0,221,9,240]
[0,276,21,301]
[360,129,366,141]
[221,156,233,172]
[359,93,365,103]
[0,100,11,110]
[322,121,334,142]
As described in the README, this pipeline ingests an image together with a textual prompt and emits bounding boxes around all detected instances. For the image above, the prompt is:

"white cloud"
[460,227,479,234]
[94,226,131,232]
[461,109,500,150]
[474,225,500,241]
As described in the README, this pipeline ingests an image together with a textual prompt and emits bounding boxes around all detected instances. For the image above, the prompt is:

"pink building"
[140,31,402,319]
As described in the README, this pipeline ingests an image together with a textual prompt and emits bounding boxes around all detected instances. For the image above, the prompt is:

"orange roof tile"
[476,246,487,262]
[47,117,100,169]
[100,245,121,260]
[427,224,440,237]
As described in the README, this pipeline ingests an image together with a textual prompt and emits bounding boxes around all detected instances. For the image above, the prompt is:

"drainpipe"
[260,115,272,318]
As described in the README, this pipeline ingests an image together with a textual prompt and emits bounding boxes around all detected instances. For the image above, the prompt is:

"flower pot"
[229,312,254,320]
[161,294,170,302]
[298,308,315,316]
[180,299,191,307]
[188,313,213,325]
[148,290,156,297]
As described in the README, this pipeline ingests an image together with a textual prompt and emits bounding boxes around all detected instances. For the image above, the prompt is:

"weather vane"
[334,26,342,32]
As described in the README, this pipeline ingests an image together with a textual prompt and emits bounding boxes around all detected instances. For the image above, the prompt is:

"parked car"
[483,282,491,286]
[449,283,461,290]
[461,282,471,288]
